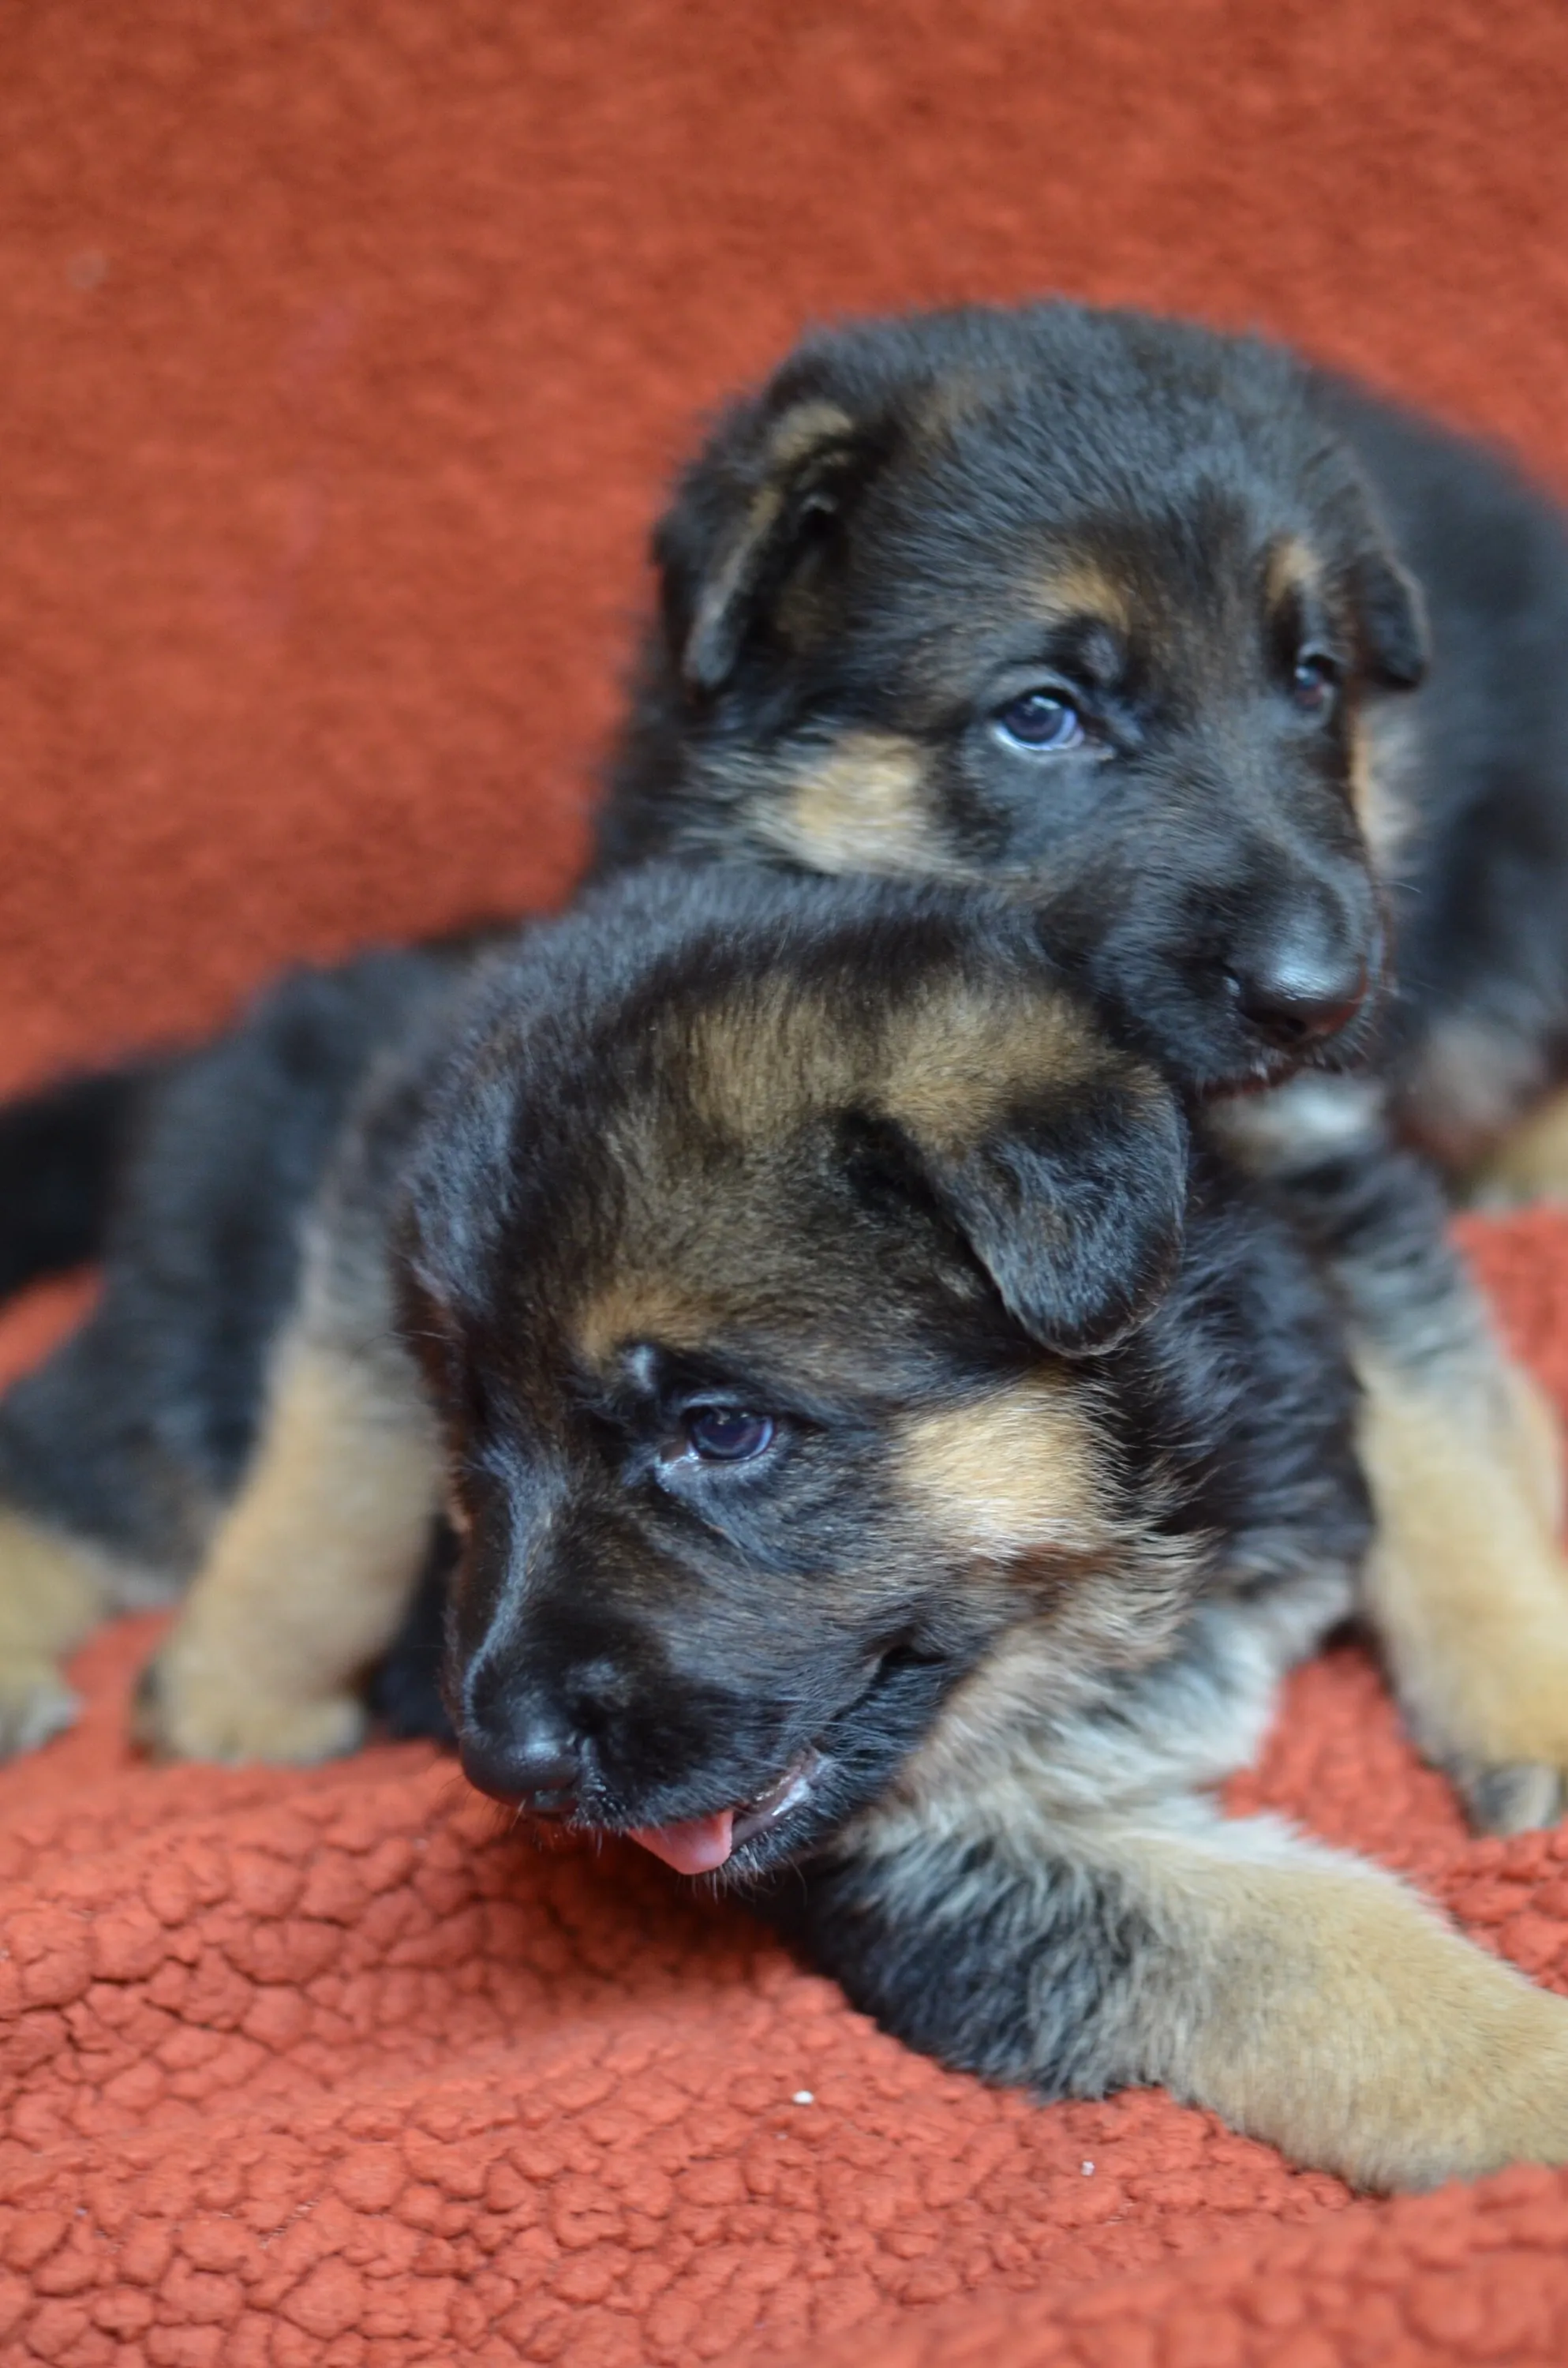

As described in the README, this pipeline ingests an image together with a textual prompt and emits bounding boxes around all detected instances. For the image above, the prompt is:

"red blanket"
[0,1222,1564,2368]
[6,0,1568,2356]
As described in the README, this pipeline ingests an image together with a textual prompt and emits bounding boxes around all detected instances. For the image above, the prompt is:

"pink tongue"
[629,1809,735,1875]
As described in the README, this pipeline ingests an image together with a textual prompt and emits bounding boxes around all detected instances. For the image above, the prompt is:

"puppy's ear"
[878,1000,1189,1354]
[655,394,885,697]
[923,1078,1189,1355]
[1353,549,1429,690]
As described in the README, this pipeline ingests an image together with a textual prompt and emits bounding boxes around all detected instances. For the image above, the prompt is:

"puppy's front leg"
[0,1508,116,1755]
[1357,1341,1568,1831]
[800,1796,1568,2191]
[135,1318,441,1763]
[1217,1084,1568,1833]
[1464,1080,1568,1208]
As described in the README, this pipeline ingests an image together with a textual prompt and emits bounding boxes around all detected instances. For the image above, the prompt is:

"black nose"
[458,1716,583,1812]
[1226,942,1369,1051]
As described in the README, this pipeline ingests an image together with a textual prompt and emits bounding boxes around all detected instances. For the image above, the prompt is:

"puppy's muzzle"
[1226,944,1369,1051]
[459,1715,583,1815]
[1224,888,1378,1055]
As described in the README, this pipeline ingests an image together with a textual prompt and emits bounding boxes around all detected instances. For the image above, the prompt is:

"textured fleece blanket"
[0,1224,1563,2368]
[7,0,1568,2359]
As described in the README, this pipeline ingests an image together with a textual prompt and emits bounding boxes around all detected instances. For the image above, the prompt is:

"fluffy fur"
[0,945,470,1752]
[586,298,1568,1828]
[8,302,1568,1834]
[8,865,1568,2185]
[597,298,1568,1169]
[386,871,1568,2190]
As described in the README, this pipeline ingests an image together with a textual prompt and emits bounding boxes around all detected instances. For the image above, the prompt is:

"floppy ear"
[922,1075,1188,1354]
[875,987,1190,1354]
[1352,549,1429,690]
[654,394,884,697]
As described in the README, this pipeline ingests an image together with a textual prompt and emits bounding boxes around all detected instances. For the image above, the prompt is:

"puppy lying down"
[3,866,1568,2188]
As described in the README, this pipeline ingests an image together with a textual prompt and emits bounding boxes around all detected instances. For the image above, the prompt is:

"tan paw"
[1413,1607,1568,1837]
[133,1650,368,1766]
[0,1660,80,1759]
[1450,1980,1568,2185]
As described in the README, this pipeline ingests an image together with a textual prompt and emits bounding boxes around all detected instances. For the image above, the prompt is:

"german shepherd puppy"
[6,302,1568,1833]
[597,300,1568,1171]
[0,946,473,1756]
[100,866,1568,2191]
[582,299,1568,1833]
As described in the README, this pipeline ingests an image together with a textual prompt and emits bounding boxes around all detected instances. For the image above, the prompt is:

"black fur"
[0,948,466,1575]
[394,865,1369,1875]
[0,1061,165,1300]
[369,1522,461,1744]
[772,1834,1172,2099]
[1312,371,1568,1139]
[596,300,1568,1157]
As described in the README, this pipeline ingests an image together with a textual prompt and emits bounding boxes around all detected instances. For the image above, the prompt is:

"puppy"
[582,299,1568,1830]
[9,303,1568,1830]
[598,299,1568,1167]
[0,943,472,1757]
[142,863,1568,2192]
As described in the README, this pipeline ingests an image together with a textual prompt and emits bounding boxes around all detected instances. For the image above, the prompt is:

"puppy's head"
[398,871,1192,1879]
[609,302,1428,1097]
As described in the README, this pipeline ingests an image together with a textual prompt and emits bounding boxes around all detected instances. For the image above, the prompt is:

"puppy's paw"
[1418,1613,1568,1835]
[1377,1538,1568,1837]
[133,1650,368,1766]
[0,1660,80,1759]
[1445,1982,1568,2185]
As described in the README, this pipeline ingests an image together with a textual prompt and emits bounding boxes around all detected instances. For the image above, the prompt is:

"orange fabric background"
[5,0,1568,1088]
[7,4,1568,2364]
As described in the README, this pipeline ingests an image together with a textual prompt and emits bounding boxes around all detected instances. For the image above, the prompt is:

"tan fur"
[1265,531,1320,612]
[137,1328,442,1763]
[0,1510,151,1756]
[1153,1809,1568,2191]
[1467,1083,1568,1206]
[1401,1013,1547,1171]
[880,979,1106,1148]
[758,731,945,877]
[1503,1357,1567,1533]
[898,1380,1112,1564]
[1357,1345,1568,1827]
[680,982,856,1143]
[679,966,1112,1152]
[762,399,859,474]
[1349,700,1420,875]
[575,1278,720,1369]
[856,1762,1568,2189]
[1203,1068,1568,1830]
[1027,556,1131,634]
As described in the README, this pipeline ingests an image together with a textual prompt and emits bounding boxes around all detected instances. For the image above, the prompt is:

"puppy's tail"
[0,1058,169,1300]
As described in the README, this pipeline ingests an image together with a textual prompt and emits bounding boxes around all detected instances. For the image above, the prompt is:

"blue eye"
[993,690,1085,753]
[1291,651,1339,714]
[685,1408,777,1463]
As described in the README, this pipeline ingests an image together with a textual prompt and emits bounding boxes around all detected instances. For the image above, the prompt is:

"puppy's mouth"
[471,1641,952,1876]
[628,1748,825,1875]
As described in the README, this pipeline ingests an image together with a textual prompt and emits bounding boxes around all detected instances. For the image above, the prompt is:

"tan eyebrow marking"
[1027,555,1132,635]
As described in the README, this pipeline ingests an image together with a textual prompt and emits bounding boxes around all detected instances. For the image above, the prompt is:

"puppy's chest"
[844,1552,1352,1873]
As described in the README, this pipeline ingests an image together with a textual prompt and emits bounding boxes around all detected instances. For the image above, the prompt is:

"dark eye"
[1291,651,1340,714]
[684,1408,777,1463]
[993,689,1085,752]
